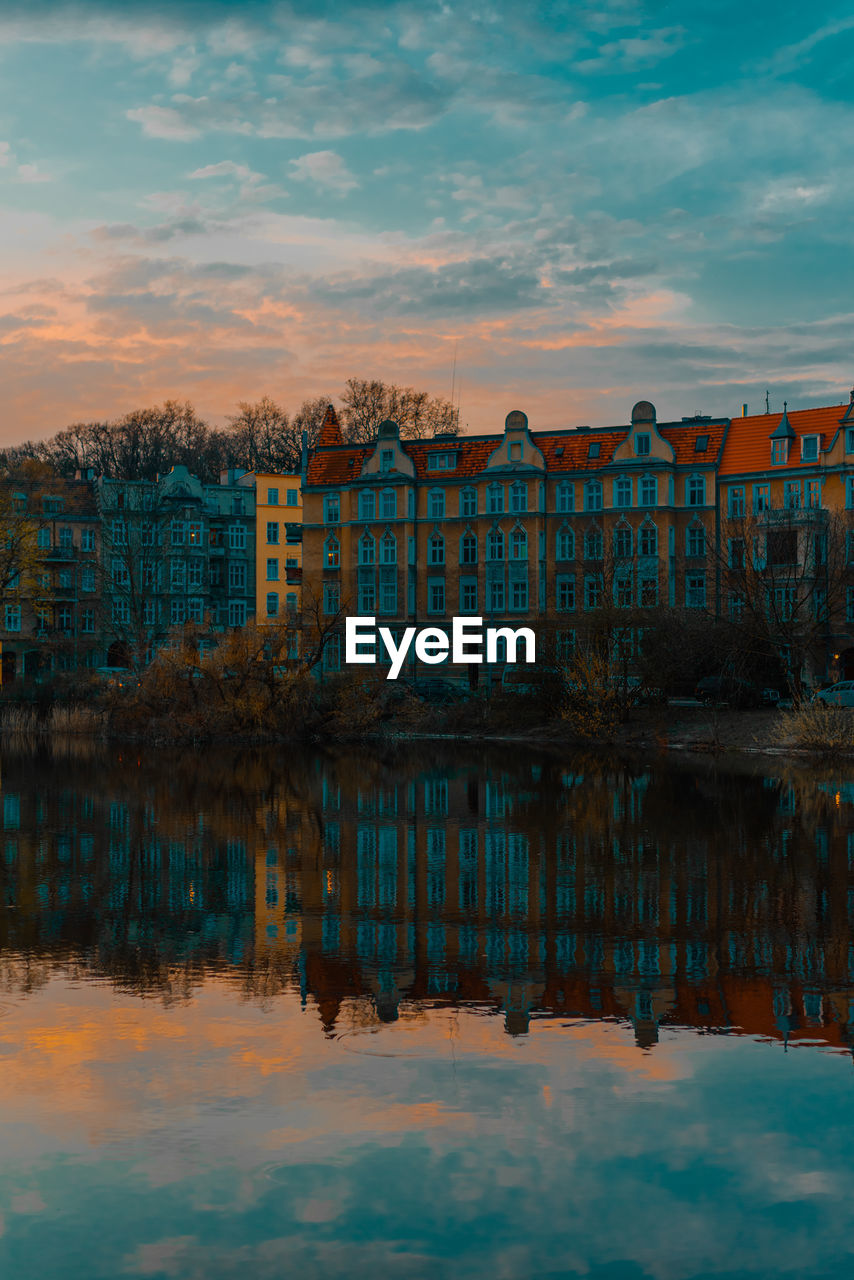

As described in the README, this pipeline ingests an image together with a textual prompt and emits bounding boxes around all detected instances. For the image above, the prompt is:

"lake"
[0,740,853,1278]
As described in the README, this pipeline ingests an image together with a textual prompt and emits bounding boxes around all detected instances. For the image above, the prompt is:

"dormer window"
[635,433,651,456]
[694,435,709,453]
[801,435,819,463]
[587,441,601,459]
[380,449,394,472]
[771,439,789,465]
[427,451,456,471]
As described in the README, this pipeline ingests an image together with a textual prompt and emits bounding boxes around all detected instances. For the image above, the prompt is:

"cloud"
[15,163,53,184]
[126,105,202,142]
[289,151,358,196]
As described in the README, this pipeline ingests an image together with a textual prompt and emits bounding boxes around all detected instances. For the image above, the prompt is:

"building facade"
[253,472,303,625]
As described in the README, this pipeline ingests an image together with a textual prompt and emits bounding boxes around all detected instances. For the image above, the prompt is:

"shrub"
[777,701,854,754]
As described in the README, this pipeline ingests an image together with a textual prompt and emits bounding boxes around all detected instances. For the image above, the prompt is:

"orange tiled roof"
[305,420,726,486]
[719,404,849,476]
[315,404,343,448]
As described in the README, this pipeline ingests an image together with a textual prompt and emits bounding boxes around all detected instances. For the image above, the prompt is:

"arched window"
[510,526,527,560]
[613,477,632,509]
[510,481,527,513]
[487,527,505,561]
[380,488,396,519]
[324,535,340,568]
[584,480,602,512]
[584,525,603,560]
[380,531,397,564]
[429,531,445,565]
[556,481,574,514]
[613,522,632,559]
[460,532,477,565]
[638,521,657,558]
[556,525,574,561]
[487,483,504,515]
[358,490,376,520]
[686,522,706,557]
[428,488,446,519]
[266,591,279,617]
[460,486,478,517]
[358,532,375,565]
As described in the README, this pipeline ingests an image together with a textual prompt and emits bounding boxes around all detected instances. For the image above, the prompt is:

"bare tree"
[339,379,460,443]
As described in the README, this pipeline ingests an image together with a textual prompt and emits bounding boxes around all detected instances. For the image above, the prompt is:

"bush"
[777,701,854,754]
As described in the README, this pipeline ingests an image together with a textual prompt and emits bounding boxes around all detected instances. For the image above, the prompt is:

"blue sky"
[1,0,853,440]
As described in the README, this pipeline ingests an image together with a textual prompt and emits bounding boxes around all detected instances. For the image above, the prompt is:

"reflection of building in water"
[1,749,854,1052]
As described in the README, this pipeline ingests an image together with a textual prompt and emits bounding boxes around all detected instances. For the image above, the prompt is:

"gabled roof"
[719,404,848,476]
[316,404,343,448]
[769,405,796,440]
[305,420,726,487]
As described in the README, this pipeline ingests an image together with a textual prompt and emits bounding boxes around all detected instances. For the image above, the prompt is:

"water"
[1,741,853,1278]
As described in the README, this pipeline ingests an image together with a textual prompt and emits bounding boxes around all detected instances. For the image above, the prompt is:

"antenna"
[765,389,770,414]
[450,340,458,407]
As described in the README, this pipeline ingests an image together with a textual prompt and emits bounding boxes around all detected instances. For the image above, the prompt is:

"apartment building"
[253,471,303,625]
[302,401,727,676]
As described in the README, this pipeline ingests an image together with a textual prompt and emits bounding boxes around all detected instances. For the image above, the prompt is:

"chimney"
[742,404,748,417]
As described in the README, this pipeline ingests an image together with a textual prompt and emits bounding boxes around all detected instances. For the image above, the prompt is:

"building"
[252,472,303,626]
[98,466,256,666]
[302,401,727,678]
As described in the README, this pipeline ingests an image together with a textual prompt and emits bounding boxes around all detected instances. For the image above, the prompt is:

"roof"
[305,420,726,487]
[719,403,849,477]
[316,404,343,448]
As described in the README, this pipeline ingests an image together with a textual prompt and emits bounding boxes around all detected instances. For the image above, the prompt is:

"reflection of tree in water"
[1,742,853,1051]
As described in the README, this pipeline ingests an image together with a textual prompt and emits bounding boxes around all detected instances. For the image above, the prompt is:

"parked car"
[694,675,760,707]
[626,675,666,705]
[813,681,854,707]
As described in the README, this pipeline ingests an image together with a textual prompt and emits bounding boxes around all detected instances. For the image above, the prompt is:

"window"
[584,480,602,512]
[613,524,632,558]
[266,521,280,544]
[380,449,394,473]
[428,489,446,519]
[638,523,657,558]
[359,490,376,520]
[359,532,375,565]
[379,572,397,614]
[170,559,186,591]
[229,562,247,592]
[141,523,154,547]
[694,435,709,453]
[228,600,247,627]
[768,529,797,566]
[509,441,522,461]
[286,488,298,507]
[460,487,477,517]
[487,483,504,515]
[143,599,157,627]
[427,451,456,471]
[772,584,795,621]
[848,428,854,454]
[556,575,575,611]
[111,600,129,626]
[428,532,445,565]
[428,579,446,614]
[188,597,204,623]
[324,493,340,524]
[58,526,73,550]
[325,535,340,568]
[487,578,505,611]
[171,599,187,625]
[729,593,744,621]
[37,527,51,550]
[228,524,246,551]
[639,575,658,607]
[638,476,657,508]
[487,528,504,561]
[614,573,633,609]
[188,522,202,546]
[188,560,203,590]
[4,605,21,632]
[556,526,574,561]
[267,558,279,581]
[584,527,603,560]
[801,435,819,462]
[112,557,129,587]
[556,481,574,513]
[584,575,602,610]
[806,480,821,509]
[753,484,771,513]
[380,489,396,519]
[686,525,705,557]
[614,477,631,509]
[771,439,789,465]
[510,578,528,611]
[81,608,94,634]
[460,578,478,613]
[783,481,801,511]
[323,582,340,615]
[635,433,651,456]
[170,520,186,546]
[728,538,746,570]
[460,533,477,565]
[686,475,706,506]
[267,488,279,505]
[728,486,745,517]
[112,519,127,546]
[686,574,706,608]
[232,494,245,517]
[510,527,527,560]
[82,566,95,592]
[266,592,279,617]
[587,441,601,460]
[380,532,397,565]
[510,482,527,513]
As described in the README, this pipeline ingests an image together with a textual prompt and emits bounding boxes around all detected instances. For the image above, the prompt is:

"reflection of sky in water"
[1,980,853,1279]
[2,743,854,1276]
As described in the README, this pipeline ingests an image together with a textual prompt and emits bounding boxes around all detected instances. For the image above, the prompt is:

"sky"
[1,0,853,443]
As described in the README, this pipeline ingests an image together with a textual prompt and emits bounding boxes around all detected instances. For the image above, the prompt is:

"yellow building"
[253,472,302,624]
